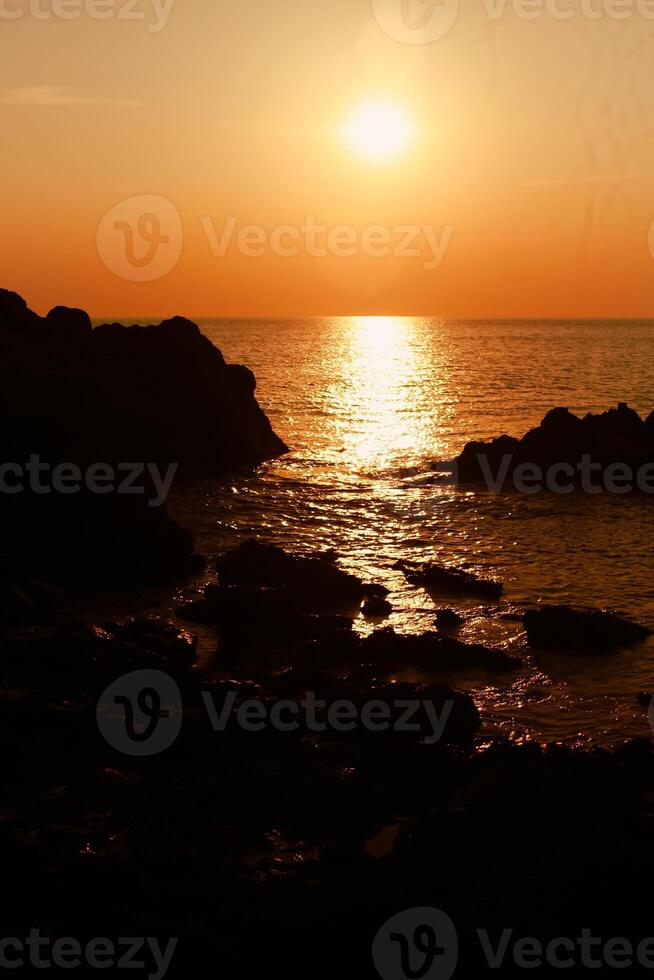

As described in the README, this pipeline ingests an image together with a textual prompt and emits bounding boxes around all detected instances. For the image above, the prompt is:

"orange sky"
[2,0,654,318]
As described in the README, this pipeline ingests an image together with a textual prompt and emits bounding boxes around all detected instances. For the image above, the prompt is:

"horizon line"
[89,314,654,324]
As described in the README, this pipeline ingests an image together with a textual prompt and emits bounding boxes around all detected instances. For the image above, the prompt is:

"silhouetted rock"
[180,581,354,647]
[0,292,286,472]
[360,626,517,674]
[397,560,503,600]
[216,541,365,608]
[361,596,392,619]
[454,402,654,489]
[0,585,39,627]
[105,617,197,666]
[44,305,92,342]
[0,289,27,315]
[362,583,390,599]
[434,608,464,630]
[0,484,196,585]
[524,605,651,650]
[0,290,286,583]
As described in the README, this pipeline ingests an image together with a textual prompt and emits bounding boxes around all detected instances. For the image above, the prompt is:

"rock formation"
[454,402,654,488]
[0,291,287,583]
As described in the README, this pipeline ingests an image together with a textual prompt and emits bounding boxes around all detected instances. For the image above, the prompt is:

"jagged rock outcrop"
[524,605,651,651]
[0,292,287,472]
[454,403,654,488]
[216,540,365,606]
[0,291,287,584]
[395,559,503,599]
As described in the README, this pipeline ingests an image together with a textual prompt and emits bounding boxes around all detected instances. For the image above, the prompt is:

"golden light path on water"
[169,316,654,748]
[332,316,447,474]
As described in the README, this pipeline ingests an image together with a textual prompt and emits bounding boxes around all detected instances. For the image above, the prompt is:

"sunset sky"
[3,0,654,317]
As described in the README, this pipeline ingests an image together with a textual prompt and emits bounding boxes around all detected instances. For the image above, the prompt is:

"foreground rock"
[0,290,286,474]
[524,604,652,650]
[217,540,365,607]
[435,608,465,630]
[295,625,519,677]
[454,402,654,488]
[0,489,197,586]
[0,290,286,584]
[2,605,652,976]
[179,542,370,649]
[180,582,355,646]
[397,560,503,599]
[359,626,518,674]
[361,596,392,619]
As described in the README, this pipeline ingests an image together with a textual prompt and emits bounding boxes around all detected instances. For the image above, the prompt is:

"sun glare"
[342,100,414,161]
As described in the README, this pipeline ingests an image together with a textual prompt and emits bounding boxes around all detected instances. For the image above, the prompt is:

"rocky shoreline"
[2,568,654,975]
[453,402,654,491]
[0,290,286,585]
[1,291,653,975]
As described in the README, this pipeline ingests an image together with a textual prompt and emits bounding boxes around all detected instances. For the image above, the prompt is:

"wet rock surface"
[0,292,287,474]
[397,559,504,600]
[454,402,654,487]
[0,291,286,585]
[361,595,393,618]
[524,604,651,651]
[435,607,465,630]
[1,605,654,977]
[216,540,365,606]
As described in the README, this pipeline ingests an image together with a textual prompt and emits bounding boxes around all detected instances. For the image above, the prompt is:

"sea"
[153,316,654,748]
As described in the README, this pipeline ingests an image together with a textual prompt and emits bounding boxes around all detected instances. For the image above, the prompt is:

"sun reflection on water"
[337,316,432,474]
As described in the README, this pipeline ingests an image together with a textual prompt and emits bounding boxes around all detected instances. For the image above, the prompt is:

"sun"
[342,100,414,161]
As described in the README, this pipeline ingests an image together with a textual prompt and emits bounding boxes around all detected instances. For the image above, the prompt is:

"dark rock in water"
[454,402,654,488]
[0,489,196,585]
[180,582,354,645]
[361,596,392,619]
[216,541,364,608]
[399,682,480,745]
[268,672,480,746]
[0,290,286,583]
[0,292,286,473]
[434,608,464,630]
[315,548,339,563]
[524,605,651,650]
[360,626,517,674]
[105,618,197,665]
[362,583,390,599]
[0,619,198,683]
[0,585,40,628]
[348,681,480,746]
[637,692,652,707]
[401,561,503,600]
